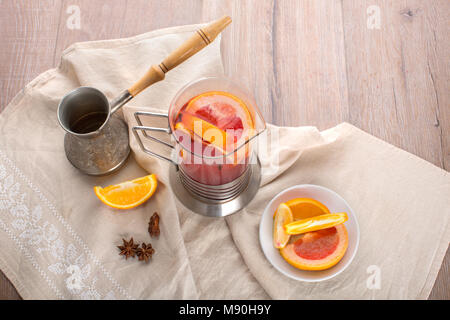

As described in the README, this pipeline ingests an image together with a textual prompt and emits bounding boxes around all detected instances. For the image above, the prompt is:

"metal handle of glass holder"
[132,111,178,167]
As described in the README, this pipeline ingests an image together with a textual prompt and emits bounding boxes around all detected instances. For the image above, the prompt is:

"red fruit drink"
[173,91,255,186]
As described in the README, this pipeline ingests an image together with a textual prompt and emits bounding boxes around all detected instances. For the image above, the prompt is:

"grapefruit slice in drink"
[185,91,254,132]
[181,91,255,148]
[176,91,255,162]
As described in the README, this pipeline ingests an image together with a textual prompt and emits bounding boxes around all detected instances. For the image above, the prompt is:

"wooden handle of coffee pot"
[128,16,232,97]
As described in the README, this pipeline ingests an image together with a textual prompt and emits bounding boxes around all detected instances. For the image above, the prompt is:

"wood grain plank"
[119,0,203,38]
[425,0,450,170]
[0,271,21,300]
[53,0,129,65]
[429,248,450,300]
[341,0,449,298]
[341,0,448,168]
[270,0,349,128]
[210,0,277,123]
[0,0,63,300]
[0,0,62,111]
[208,0,349,128]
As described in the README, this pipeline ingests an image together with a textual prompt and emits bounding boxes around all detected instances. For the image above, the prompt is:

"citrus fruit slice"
[174,121,212,148]
[174,121,192,137]
[94,174,157,209]
[179,112,228,152]
[280,224,348,271]
[273,203,294,249]
[184,91,255,148]
[185,91,254,132]
[284,212,348,235]
[281,198,331,220]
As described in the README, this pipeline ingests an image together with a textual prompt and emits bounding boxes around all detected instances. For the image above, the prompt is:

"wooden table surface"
[0,0,448,300]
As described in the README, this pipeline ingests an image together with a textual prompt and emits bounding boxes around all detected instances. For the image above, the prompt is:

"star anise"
[117,237,139,259]
[148,212,160,237]
[136,243,155,263]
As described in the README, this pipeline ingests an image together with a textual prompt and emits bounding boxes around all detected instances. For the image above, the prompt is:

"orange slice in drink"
[273,203,293,249]
[94,174,157,209]
[179,112,228,152]
[186,91,254,127]
[185,91,255,141]
[174,121,192,137]
[284,212,348,235]
[176,91,256,165]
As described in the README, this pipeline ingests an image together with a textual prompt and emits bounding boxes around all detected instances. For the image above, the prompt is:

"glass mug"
[132,77,266,187]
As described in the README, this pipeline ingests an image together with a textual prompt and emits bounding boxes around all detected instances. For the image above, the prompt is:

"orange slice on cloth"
[281,197,331,220]
[280,224,349,271]
[284,212,348,235]
[273,203,294,249]
[94,174,157,209]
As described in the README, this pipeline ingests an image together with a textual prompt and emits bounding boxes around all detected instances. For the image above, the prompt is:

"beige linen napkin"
[0,24,448,300]
[125,103,449,299]
[0,24,262,299]
[226,123,450,299]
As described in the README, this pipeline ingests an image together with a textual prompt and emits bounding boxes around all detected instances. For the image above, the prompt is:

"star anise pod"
[148,212,160,237]
[136,243,155,263]
[117,237,139,259]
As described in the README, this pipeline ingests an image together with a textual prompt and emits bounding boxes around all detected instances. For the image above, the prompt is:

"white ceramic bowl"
[259,184,360,282]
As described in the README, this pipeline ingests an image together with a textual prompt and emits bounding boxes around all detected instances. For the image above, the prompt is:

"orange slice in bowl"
[280,224,349,271]
[94,174,157,209]
[282,197,331,220]
[284,212,348,235]
[273,203,293,249]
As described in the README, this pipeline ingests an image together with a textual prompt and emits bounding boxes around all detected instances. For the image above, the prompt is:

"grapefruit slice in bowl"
[259,184,360,282]
[280,224,349,271]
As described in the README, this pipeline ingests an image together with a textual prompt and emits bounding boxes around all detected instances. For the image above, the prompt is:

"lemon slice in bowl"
[284,212,348,235]
[273,203,293,249]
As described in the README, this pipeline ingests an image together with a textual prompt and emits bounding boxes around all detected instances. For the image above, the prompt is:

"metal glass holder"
[169,156,262,217]
[132,111,262,217]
